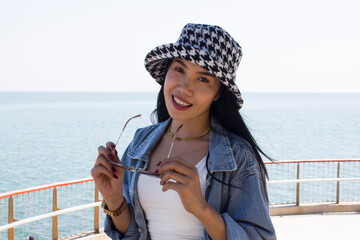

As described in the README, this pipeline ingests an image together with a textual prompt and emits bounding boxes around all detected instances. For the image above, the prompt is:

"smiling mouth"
[173,95,192,107]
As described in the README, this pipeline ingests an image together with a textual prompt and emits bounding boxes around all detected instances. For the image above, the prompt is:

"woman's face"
[163,59,221,124]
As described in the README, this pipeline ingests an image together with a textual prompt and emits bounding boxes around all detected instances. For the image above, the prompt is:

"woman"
[91,23,276,240]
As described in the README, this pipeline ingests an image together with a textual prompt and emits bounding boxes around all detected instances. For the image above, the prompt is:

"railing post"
[52,188,58,240]
[336,162,340,204]
[296,163,300,206]
[94,186,100,233]
[8,196,15,240]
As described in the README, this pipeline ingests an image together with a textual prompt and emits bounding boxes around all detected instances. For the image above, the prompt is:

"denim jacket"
[104,118,276,240]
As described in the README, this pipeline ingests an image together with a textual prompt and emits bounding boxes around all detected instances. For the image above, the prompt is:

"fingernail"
[111,166,116,173]
[107,153,113,160]
[156,161,162,166]
[113,174,118,179]
[155,169,159,174]
[110,143,116,149]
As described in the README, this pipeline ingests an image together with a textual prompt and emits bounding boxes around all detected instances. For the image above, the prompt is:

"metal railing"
[265,159,360,205]
[0,159,359,239]
[0,178,103,240]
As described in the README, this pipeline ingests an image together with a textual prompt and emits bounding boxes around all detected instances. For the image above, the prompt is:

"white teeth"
[174,96,191,107]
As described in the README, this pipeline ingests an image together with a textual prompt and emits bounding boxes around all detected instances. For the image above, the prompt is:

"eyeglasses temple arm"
[115,114,141,147]
[167,123,183,158]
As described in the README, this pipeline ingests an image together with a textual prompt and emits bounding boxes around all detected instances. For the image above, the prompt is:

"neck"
[169,117,211,140]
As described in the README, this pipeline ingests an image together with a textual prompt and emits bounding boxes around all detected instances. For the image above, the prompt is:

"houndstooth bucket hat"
[144,23,244,108]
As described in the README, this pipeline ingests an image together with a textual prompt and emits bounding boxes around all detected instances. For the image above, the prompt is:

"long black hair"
[209,85,272,187]
[150,61,272,197]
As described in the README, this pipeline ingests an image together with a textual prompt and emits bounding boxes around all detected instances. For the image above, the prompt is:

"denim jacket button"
[138,227,143,233]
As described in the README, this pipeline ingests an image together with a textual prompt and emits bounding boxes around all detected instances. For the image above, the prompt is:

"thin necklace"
[167,125,210,141]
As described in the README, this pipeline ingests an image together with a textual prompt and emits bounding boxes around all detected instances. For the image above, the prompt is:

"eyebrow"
[174,59,215,77]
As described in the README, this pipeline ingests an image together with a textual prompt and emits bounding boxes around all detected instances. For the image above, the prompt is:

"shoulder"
[227,132,256,159]
[128,122,162,146]
[220,131,266,191]
[226,131,252,149]
[133,122,162,138]
[210,118,260,172]
[225,131,262,178]
[222,129,257,165]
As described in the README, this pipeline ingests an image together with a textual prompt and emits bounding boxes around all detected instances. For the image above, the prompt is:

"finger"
[91,165,115,180]
[159,156,192,168]
[157,158,194,177]
[160,170,190,186]
[98,145,112,160]
[98,145,119,163]
[95,154,118,174]
[162,181,182,193]
[106,141,116,152]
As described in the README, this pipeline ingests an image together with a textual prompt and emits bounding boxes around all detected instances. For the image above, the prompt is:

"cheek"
[196,82,220,99]
[163,71,175,90]
[163,80,171,98]
[163,74,176,102]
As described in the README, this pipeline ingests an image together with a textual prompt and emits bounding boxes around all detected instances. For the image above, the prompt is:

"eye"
[198,77,209,83]
[174,67,184,73]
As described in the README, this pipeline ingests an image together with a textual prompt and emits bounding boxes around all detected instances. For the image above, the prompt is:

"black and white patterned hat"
[144,23,244,108]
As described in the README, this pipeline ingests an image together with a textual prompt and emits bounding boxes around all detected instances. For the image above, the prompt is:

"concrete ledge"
[68,229,110,240]
[270,201,360,216]
[271,212,360,240]
[75,233,110,240]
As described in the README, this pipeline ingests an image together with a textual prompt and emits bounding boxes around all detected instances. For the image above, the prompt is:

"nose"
[177,75,193,95]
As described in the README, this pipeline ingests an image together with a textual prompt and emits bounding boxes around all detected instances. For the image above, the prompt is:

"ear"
[214,84,224,101]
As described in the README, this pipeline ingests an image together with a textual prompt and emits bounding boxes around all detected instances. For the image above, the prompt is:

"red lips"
[171,95,192,111]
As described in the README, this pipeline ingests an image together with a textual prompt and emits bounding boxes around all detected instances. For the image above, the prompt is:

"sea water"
[0,92,359,193]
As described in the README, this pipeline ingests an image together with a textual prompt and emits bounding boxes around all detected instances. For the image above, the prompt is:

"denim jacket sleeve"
[104,141,141,239]
[104,204,140,239]
[203,135,276,240]
[104,123,168,240]
[221,171,276,240]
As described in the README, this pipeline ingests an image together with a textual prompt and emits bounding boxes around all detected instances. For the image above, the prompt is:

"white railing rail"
[268,177,360,184]
[0,177,101,240]
[1,177,359,233]
[265,159,360,206]
[0,202,101,232]
[1,159,359,239]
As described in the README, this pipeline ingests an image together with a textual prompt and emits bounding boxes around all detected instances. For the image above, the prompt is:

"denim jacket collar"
[128,118,172,162]
[128,117,237,173]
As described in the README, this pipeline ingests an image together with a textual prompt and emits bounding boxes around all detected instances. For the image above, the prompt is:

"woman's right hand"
[91,141,125,207]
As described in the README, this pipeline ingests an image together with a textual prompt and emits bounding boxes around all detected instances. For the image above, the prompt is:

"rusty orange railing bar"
[0,177,93,200]
[1,159,359,239]
[0,177,99,240]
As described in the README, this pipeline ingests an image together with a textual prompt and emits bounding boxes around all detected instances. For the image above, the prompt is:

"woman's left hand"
[156,157,208,218]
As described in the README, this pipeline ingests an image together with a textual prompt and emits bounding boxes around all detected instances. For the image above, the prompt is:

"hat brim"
[145,43,243,108]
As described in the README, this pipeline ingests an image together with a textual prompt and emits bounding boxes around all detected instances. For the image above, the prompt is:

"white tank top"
[137,155,208,240]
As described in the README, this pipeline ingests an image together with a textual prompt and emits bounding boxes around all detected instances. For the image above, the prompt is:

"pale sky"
[0,0,359,92]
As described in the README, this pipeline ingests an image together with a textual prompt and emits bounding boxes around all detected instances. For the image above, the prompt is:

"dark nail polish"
[156,161,162,166]
[113,174,118,179]
[155,169,159,174]
[107,153,113,160]
[110,143,116,149]
[111,166,116,173]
